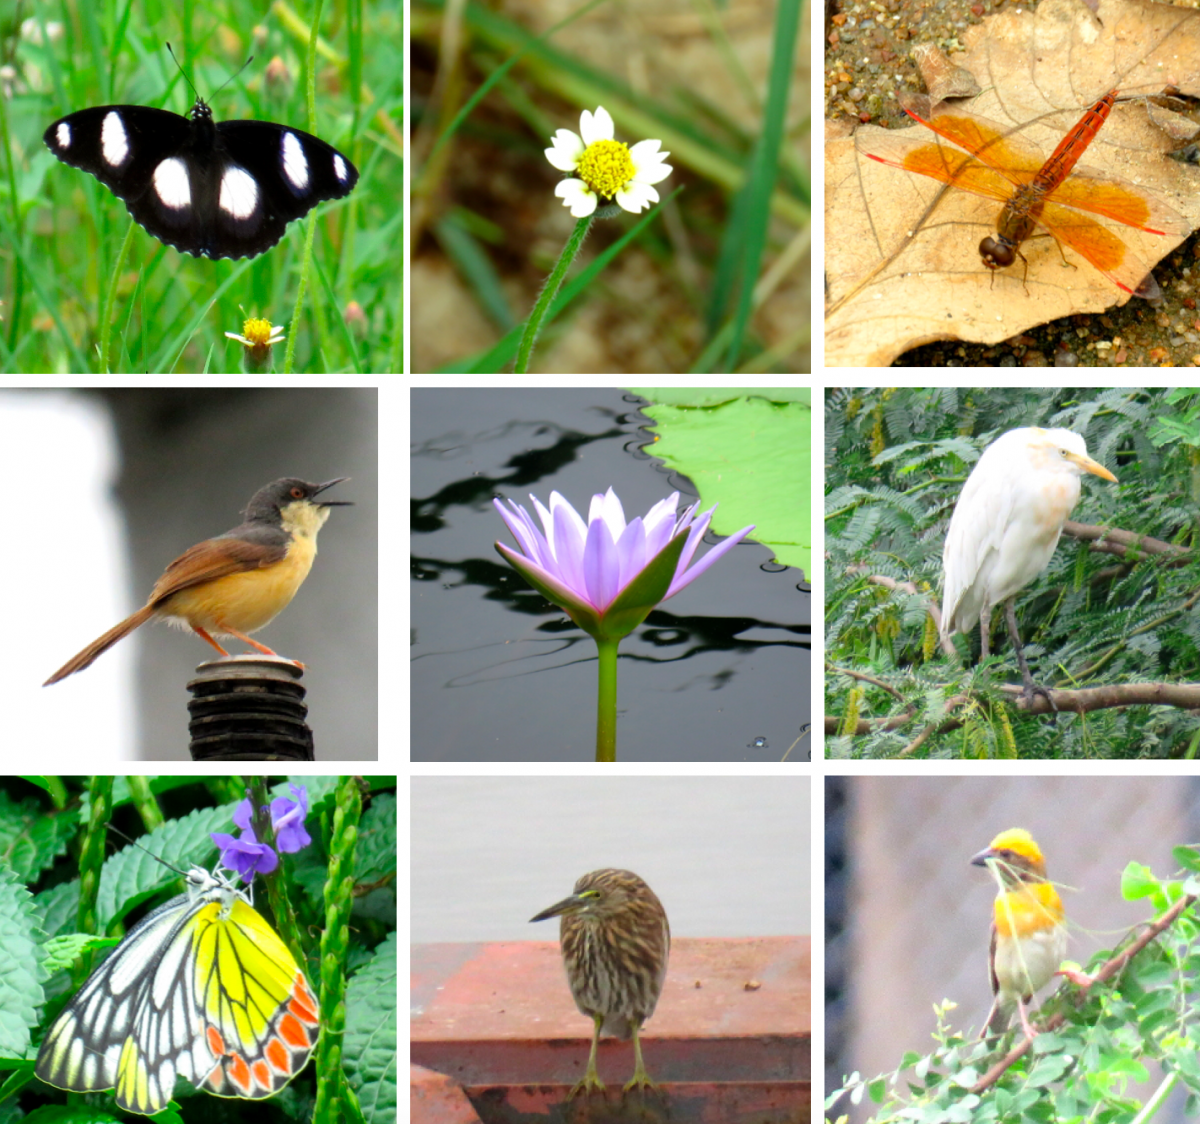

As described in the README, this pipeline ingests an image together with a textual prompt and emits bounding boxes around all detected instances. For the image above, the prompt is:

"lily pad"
[629,390,810,578]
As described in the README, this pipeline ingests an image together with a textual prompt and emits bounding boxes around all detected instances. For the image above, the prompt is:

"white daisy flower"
[544,106,672,218]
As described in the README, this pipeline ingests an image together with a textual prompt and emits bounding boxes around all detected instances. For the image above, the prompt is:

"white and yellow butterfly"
[36,863,320,1116]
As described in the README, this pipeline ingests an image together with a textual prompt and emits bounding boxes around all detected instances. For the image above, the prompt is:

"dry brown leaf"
[912,44,981,104]
[825,0,1200,367]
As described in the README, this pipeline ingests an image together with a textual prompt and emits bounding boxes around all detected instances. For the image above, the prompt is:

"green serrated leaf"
[344,929,398,1120]
[0,868,46,1056]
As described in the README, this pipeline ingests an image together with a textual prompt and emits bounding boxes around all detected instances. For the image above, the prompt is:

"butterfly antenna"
[164,43,201,102]
[105,823,189,878]
[163,43,254,103]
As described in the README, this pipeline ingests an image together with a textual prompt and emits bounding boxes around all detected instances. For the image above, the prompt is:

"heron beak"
[1066,452,1117,483]
[529,893,585,923]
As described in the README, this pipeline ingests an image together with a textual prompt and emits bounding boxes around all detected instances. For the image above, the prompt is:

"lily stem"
[595,637,620,762]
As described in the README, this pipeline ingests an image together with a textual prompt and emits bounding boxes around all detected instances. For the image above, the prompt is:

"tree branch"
[969,890,1196,1094]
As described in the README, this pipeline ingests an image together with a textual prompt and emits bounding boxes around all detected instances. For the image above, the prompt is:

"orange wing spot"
[1045,179,1153,227]
[226,1053,254,1094]
[265,1037,291,1072]
[279,1011,313,1048]
[206,1025,227,1056]
[290,976,320,1022]
[251,1059,273,1089]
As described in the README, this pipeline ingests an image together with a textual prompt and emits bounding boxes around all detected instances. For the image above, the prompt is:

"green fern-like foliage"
[825,386,1200,759]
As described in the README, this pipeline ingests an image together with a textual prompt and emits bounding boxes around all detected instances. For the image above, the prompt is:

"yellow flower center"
[241,317,274,345]
[576,139,634,199]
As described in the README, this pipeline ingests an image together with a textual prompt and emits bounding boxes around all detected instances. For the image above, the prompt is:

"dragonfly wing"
[1042,165,1190,234]
[1036,199,1156,293]
[859,133,1020,205]
[899,95,1050,186]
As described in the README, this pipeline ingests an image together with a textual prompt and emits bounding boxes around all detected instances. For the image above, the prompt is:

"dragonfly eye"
[979,236,1015,269]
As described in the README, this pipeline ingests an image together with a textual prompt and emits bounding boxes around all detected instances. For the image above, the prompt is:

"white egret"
[940,427,1118,703]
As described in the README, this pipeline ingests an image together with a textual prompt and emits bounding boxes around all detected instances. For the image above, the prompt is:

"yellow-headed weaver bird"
[971,828,1067,1039]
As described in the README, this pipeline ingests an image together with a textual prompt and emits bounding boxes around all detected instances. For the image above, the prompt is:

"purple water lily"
[493,488,755,642]
[494,487,756,760]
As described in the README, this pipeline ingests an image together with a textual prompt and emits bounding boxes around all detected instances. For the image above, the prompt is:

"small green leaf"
[1120,861,1157,900]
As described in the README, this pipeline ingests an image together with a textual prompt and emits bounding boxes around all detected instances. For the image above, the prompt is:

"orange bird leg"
[191,624,305,668]
[191,627,233,657]
[214,623,305,668]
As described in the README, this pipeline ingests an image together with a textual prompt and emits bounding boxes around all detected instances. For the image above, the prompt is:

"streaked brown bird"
[530,868,670,1099]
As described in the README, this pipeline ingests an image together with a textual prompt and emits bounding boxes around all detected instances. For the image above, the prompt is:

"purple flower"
[270,784,312,853]
[211,797,278,879]
[211,783,312,880]
[494,488,755,642]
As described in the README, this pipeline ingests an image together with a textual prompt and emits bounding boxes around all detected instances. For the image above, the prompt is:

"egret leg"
[623,1021,660,1094]
[980,607,992,659]
[567,1013,607,1100]
[1004,600,1058,716]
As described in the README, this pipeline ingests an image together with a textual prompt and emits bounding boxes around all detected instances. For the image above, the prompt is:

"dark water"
[410,388,811,762]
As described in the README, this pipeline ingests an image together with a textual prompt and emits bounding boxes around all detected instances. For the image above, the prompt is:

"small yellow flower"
[225,317,284,368]
[545,106,672,218]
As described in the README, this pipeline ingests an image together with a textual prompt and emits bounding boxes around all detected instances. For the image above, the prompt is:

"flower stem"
[595,637,620,762]
[514,215,592,374]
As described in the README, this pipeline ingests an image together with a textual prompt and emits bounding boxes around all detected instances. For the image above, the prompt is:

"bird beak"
[529,893,584,923]
[1066,452,1117,484]
[313,478,354,506]
[970,847,997,868]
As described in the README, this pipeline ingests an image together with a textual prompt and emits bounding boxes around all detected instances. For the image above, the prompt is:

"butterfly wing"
[44,105,194,203]
[216,119,359,216]
[35,887,209,1115]
[177,119,357,259]
[192,895,320,1100]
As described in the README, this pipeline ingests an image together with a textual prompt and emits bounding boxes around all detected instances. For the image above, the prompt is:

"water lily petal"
[672,506,715,578]
[493,499,549,569]
[643,493,680,555]
[583,514,622,610]
[529,493,568,575]
[495,542,600,622]
[666,522,757,599]
[550,495,589,598]
[531,493,555,534]
[548,490,589,543]
[643,492,678,528]
[595,527,691,640]
[590,487,627,543]
[615,516,647,585]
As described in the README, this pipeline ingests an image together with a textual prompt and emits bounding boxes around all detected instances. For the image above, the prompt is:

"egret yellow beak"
[1065,452,1117,483]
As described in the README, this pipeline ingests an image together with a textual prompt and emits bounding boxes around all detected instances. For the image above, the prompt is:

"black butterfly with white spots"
[44,95,358,260]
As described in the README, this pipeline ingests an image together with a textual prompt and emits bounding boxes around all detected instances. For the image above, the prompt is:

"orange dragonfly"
[858,89,1189,296]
